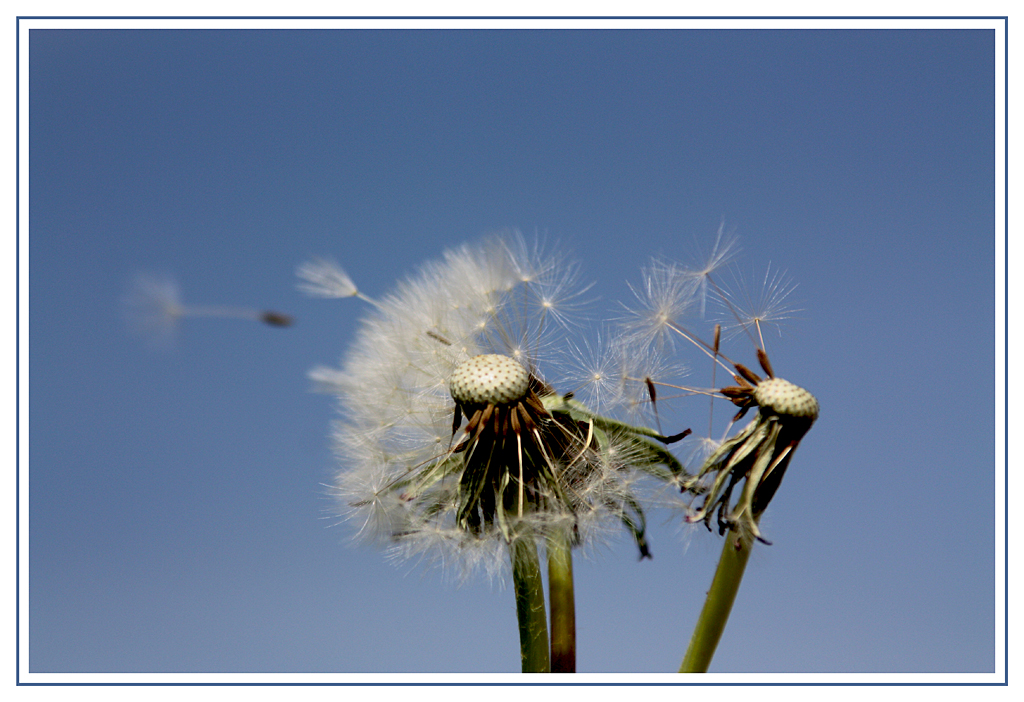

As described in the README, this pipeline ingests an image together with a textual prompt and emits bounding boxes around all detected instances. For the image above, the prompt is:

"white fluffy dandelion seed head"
[754,377,819,419]
[448,354,530,406]
[315,231,617,578]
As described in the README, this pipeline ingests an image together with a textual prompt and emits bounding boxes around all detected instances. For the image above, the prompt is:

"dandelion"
[122,271,292,347]
[617,231,818,673]
[303,232,685,672]
[622,244,815,543]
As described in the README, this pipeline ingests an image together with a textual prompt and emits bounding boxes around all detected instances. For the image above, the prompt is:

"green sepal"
[542,394,689,478]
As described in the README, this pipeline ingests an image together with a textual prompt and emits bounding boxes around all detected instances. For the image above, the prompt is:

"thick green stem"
[511,538,550,673]
[678,528,754,673]
[546,531,576,672]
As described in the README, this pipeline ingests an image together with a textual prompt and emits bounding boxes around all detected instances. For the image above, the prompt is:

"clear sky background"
[26,23,998,675]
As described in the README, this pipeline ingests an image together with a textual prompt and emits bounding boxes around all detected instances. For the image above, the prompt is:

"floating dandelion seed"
[121,272,186,345]
[122,271,292,347]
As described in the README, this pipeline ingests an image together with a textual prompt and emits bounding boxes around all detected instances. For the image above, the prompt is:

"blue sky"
[24,22,999,676]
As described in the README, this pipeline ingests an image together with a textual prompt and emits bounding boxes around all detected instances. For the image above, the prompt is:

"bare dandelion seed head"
[753,377,819,420]
[449,354,530,406]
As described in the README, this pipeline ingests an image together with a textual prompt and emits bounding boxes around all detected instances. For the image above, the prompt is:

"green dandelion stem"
[512,537,550,673]
[546,530,576,673]
[678,527,754,673]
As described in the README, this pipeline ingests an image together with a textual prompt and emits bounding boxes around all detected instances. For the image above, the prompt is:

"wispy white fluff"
[310,231,644,580]
[295,257,360,299]
[121,272,186,347]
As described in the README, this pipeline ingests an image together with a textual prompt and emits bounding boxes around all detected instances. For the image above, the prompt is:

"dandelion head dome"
[448,354,530,406]
[752,377,819,420]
